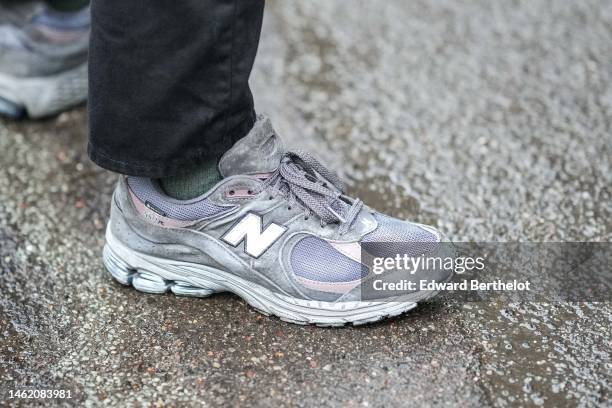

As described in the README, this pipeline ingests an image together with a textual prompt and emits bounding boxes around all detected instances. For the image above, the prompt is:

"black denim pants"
[87,0,265,178]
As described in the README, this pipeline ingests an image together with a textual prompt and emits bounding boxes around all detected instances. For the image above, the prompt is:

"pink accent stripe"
[129,190,193,228]
[35,25,86,43]
[296,276,361,295]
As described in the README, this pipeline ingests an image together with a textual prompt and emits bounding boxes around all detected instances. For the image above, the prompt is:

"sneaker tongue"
[218,115,285,178]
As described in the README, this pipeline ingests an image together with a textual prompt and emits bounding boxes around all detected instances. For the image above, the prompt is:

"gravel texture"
[1,1,611,406]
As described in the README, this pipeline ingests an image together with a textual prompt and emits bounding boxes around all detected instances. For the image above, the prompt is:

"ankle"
[159,160,222,200]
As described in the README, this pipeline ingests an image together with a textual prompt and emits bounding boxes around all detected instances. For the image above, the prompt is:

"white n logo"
[221,213,287,258]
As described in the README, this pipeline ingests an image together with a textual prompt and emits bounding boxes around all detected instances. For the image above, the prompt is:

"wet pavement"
[1,1,611,406]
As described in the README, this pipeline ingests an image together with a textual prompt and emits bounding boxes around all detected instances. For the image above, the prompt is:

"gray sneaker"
[0,6,89,118]
[103,116,453,326]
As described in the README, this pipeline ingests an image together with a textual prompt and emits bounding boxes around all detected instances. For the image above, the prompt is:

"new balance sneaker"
[102,116,453,326]
[0,5,89,118]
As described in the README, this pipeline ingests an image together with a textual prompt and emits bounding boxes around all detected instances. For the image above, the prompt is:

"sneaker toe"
[360,213,454,292]
[361,213,442,258]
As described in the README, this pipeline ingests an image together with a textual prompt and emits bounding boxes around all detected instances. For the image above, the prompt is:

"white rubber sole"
[103,229,443,327]
[0,63,87,118]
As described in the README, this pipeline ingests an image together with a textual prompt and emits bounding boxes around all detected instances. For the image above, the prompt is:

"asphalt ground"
[1,1,611,406]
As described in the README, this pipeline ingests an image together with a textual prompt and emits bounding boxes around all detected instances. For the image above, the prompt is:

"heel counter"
[108,177,192,252]
[123,177,196,228]
[108,177,132,243]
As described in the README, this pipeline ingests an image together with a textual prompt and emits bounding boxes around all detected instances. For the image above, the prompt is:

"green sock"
[46,0,89,12]
[159,160,222,200]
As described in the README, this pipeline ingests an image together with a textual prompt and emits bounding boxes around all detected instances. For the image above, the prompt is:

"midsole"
[104,228,422,316]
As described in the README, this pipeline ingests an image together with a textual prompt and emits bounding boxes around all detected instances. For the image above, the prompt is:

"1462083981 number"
[8,389,72,399]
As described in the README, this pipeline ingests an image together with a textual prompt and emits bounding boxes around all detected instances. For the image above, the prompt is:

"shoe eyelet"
[304,216,309,220]
[247,189,253,195]
[228,190,235,196]
[269,196,274,200]
[288,206,292,211]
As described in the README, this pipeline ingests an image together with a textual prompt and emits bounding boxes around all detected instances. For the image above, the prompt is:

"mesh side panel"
[291,236,367,283]
[127,177,229,221]
[361,214,439,257]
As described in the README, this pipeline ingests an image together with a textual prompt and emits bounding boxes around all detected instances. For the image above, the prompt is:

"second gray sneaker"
[0,5,89,118]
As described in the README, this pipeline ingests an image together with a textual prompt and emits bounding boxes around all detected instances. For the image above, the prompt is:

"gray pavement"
[1,1,611,406]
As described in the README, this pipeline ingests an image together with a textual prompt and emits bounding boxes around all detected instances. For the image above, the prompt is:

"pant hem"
[88,111,256,178]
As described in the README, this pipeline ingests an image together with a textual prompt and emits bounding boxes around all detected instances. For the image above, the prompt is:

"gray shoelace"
[256,150,363,234]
